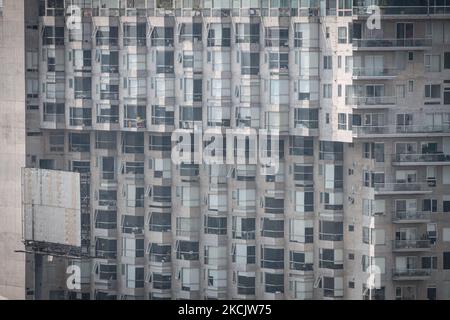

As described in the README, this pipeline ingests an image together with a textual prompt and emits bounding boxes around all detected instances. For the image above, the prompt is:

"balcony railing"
[353,38,431,49]
[374,182,431,194]
[353,5,450,16]
[124,118,146,129]
[232,230,256,240]
[319,233,343,241]
[392,211,431,222]
[352,67,397,77]
[393,153,450,163]
[348,96,397,106]
[392,239,431,251]
[353,125,450,136]
[392,268,431,279]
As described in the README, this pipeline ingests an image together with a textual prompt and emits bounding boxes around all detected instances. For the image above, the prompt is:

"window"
[204,246,227,265]
[261,247,284,269]
[323,56,332,70]
[96,26,118,46]
[96,131,116,150]
[154,78,174,98]
[269,79,289,104]
[181,268,199,292]
[207,23,231,47]
[70,108,91,126]
[323,84,332,99]
[48,133,64,153]
[425,54,441,72]
[156,51,174,74]
[232,217,255,240]
[126,78,146,98]
[261,218,284,238]
[445,52,450,69]
[123,23,146,46]
[96,103,118,125]
[241,52,259,75]
[294,109,318,129]
[232,244,256,265]
[444,252,450,269]
[294,23,318,47]
[264,273,284,293]
[176,241,199,261]
[122,238,144,258]
[427,287,437,300]
[236,23,259,44]
[124,105,146,129]
[338,27,347,44]
[422,256,438,269]
[268,52,288,71]
[319,248,343,269]
[423,199,437,213]
[338,113,347,130]
[151,27,174,46]
[179,23,202,43]
[74,77,91,99]
[289,219,313,243]
[290,251,313,271]
[425,84,441,99]
[204,216,227,235]
[265,27,288,47]
[151,105,174,126]
[127,53,146,71]
[293,164,314,187]
[125,265,144,288]
[443,228,450,242]
[43,26,64,45]
[319,221,343,241]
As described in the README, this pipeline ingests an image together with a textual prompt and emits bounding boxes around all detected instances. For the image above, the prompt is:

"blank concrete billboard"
[22,168,81,247]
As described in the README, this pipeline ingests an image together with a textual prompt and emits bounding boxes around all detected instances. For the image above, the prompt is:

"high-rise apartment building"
[1,0,450,300]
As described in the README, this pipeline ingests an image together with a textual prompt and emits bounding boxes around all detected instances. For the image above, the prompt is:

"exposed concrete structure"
[0,0,26,299]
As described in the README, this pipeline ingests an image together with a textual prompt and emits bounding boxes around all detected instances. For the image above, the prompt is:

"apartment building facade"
[7,0,450,300]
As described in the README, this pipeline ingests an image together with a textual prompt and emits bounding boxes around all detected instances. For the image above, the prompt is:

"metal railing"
[290,262,313,271]
[392,211,431,222]
[232,230,256,240]
[352,67,397,77]
[374,182,430,193]
[393,153,450,163]
[124,118,146,129]
[392,268,431,278]
[392,239,431,250]
[348,96,397,106]
[319,233,343,241]
[353,5,450,16]
[353,125,450,136]
[353,38,431,48]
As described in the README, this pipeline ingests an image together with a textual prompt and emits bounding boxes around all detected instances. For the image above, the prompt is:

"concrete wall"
[0,0,26,299]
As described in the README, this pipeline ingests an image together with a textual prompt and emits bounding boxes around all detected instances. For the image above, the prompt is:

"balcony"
[124,118,146,130]
[374,182,432,195]
[392,153,450,166]
[392,211,431,224]
[352,67,397,80]
[353,125,450,138]
[352,38,431,51]
[392,239,431,252]
[353,5,450,17]
[348,96,397,108]
[392,268,431,281]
